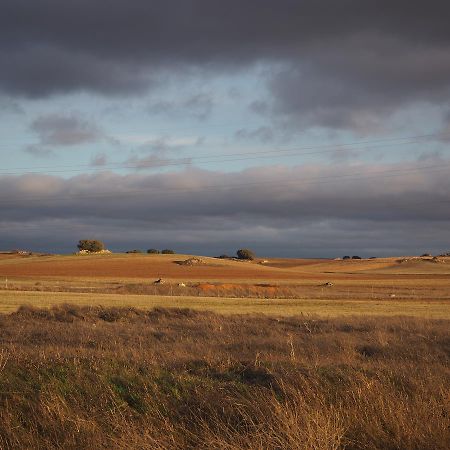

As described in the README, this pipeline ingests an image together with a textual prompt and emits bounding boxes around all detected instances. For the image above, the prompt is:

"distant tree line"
[77,240,176,255]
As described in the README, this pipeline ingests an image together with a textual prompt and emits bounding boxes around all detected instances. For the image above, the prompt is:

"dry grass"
[0,305,448,449]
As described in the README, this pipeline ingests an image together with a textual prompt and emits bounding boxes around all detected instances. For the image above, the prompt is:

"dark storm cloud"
[268,39,450,131]
[2,1,450,130]
[1,161,450,255]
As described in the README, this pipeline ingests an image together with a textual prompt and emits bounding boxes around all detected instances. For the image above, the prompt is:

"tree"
[147,249,160,254]
[77,239,104,253]
[161,249,175,254]
[236,248,255,260]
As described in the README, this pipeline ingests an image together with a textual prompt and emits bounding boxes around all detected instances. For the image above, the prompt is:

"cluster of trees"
[218,249,256,260]
[77,240,105,253]
[77,240,175,254]
[236,248,255,260]
[148,249,175,254]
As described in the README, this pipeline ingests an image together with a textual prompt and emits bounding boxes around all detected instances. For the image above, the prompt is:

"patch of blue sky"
[1,67,447,178]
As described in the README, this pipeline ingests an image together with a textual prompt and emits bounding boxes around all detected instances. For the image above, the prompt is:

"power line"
[0,131,448,176]
[0,161,448,206]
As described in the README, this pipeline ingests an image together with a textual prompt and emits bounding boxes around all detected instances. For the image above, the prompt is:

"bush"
[236,248,255,260]
[161,249,175,254]
[147,249,160,254]
[77,240,104,253]
[343,256,351,260]
[352,255,362,259]
[218,254,231,259]
[126,249,142,254]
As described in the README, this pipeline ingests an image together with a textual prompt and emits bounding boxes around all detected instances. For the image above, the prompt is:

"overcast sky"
[1,0,450,256]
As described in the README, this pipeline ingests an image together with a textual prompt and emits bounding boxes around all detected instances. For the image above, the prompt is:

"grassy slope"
[0,306,448,449]
[1,253,449,448]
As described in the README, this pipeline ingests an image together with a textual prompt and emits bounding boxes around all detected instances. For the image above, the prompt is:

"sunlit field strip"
[0,290,449,318]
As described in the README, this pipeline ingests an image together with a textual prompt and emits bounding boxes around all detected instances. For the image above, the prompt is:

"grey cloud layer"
[2,1,450,130]
[25,113,105,157]
[1,162,449,254]
[147,93,215,121]
[30,114,102,146]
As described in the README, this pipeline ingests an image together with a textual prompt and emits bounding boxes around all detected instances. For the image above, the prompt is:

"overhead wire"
[0,161,449,206]
[0,131,448,175]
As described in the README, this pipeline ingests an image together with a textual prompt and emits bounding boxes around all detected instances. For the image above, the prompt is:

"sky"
[1,0,450,257]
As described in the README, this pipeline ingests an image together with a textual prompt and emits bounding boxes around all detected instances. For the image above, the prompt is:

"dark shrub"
[352,255,362,259]
[343,255,351,260]
[236,248,255,260]
[147,249,160,254]
[126,249,142,254]
[421,253,432,257]
[77,239,104,253]
[161,249,175,254]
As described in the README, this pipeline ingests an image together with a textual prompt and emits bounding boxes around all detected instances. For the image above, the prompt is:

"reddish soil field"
[1,253,450,301]
[0,255,298,281]
[0,254,449,284]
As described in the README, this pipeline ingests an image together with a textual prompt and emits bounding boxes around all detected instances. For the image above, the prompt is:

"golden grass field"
[0,252,449,316]
[1,290,448,317]
[0,252,449,448]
